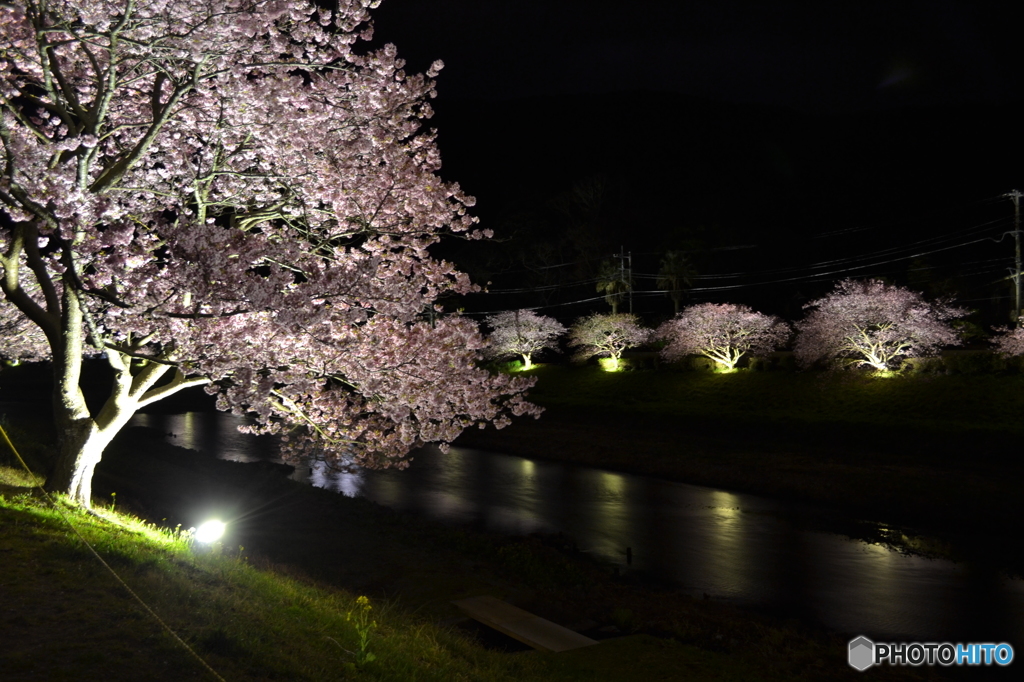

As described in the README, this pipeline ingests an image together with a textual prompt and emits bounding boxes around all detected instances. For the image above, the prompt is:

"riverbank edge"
[0,419,984,680]
[0,442,945,682]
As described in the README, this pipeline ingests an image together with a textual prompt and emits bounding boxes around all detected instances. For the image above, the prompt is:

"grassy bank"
[1,429,950,681]
[456,365,1024,562]
[527,363,1024,433]
[0,485,539,681]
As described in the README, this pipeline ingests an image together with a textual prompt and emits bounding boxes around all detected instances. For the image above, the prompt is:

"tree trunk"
[4,228,208,506]
[48,418,115,507]
[42,287,204,506]
[45,283,100,505]
[46,364,206,506]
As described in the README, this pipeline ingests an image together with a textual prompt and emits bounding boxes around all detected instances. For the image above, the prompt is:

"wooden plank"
[452,595,598,653]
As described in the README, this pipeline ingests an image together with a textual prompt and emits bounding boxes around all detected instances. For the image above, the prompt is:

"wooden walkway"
[451,595,599,653]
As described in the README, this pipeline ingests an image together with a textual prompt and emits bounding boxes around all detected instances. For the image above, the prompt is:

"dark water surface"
[129,411,1024,646]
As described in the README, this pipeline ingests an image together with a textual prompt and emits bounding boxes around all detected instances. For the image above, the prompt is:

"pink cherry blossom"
[484,309,566,369]
[567,313,649,371]
[795,279,965,371]
[992,326,1024,357]
[656,303,789,370]
[0,0,538,506]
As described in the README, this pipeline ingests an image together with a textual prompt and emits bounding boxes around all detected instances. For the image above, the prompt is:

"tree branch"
[0,225,60,342]
[137,368,210,409]
[88,77,191,193]
[19,222,60,314]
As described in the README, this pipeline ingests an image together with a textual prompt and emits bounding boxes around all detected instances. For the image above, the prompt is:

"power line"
[484,277,602,294]
[484,226,1007,297]
[461,195,1015,319]
[690,217,1009,281]
[811,192,1012,239]
[462,294,612,316]
[686,237,997,293]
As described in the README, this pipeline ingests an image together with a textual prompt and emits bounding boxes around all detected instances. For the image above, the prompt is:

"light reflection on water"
[128,411,1024,644]
[131,412,277,464]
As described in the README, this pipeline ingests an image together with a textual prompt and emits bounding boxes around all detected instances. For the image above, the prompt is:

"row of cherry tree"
[2,0,1022,512]
[485,279,1024,372]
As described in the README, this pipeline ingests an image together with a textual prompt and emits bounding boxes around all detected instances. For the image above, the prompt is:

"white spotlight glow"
[194,520,226,543]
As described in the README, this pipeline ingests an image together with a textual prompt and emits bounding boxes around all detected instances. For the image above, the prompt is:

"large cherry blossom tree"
[567,313,648,371]
[483,309,565,369]
[656,303,789,371]
[0,0,538,506]
[794,279,965,371]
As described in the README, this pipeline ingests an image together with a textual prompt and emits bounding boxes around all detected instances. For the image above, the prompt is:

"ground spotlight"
[194,519,226,544]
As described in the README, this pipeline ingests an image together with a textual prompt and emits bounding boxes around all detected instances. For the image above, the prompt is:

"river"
[129,410,1024,646]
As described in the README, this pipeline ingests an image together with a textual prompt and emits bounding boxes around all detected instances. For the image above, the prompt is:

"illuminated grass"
[0,487,939,682]
[0,462,44,489]
[0,493,542,681]
[522,364,1024,434]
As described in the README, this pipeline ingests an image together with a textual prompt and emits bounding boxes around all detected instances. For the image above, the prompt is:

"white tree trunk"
[55,423,114,507]
[44,288,208,506]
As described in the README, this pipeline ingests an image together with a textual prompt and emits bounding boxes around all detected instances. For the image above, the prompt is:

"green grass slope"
[1,462,952,682]
[0,487,540,681]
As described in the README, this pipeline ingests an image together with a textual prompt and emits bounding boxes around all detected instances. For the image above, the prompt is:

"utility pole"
[615,246,633,315]
[1003,190,1023,324]
[616,246,624,315]
[628,250,633,315]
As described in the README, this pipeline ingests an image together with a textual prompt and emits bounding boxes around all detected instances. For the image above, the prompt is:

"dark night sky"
[369,1,1021,110]
[364,1,1024,323]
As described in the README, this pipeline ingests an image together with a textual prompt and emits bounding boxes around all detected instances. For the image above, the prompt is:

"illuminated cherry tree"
[567,313,648,370]
[484,310,566,369]
[795,279,964,371]
[993,326,1024,357]
[0,0,539,506]
[656,303,789,370]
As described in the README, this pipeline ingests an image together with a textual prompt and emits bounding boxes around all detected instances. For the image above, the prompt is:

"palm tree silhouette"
[596,259,631,314]
[657,251,697,315]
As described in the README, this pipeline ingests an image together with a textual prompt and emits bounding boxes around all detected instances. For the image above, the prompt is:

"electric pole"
[622,249,630,313]
[615,246,633,314]
[1003,190,1023,324]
